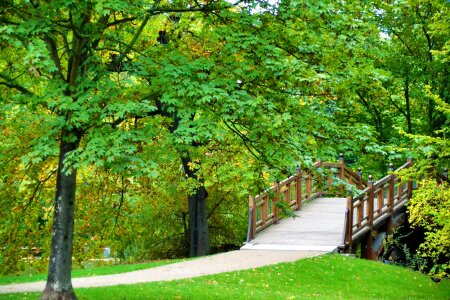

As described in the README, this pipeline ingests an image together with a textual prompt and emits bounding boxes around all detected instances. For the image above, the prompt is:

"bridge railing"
[343,158,413,249]
[247,154,366,241]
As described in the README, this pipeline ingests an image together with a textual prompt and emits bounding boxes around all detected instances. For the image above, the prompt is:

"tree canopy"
[0,0,449,298]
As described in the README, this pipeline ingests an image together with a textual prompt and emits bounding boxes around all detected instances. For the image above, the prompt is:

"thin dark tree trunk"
[357,92,385,142]
[41,132,80,300]
[404,75,412,134]
[181,154,210,257]
[428,97,435,135]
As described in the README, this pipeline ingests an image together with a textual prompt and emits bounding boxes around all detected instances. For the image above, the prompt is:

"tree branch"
[106,17,137,27]
[207,193,230,219]
[43,35,65,80]
[415,5,433,62]
[113,14,151,68]
[387,94,407,118]
[25,168,58,210]
[223,120,262,161]
[0,73,34,95]
[392,30,415,56]
[148,3,232,15]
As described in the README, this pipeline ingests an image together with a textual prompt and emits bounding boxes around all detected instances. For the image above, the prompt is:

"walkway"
[242,197,347,252]
[0,250,324,294]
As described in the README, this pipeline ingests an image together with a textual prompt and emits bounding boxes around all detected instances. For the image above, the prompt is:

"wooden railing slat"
[295,171,302,209]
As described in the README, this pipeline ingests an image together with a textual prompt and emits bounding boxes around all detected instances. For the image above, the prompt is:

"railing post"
[338,153,345,196]
[274,180,280,223]
[248,195,256,241]
[285,182,291,206]
[261,196,268,227]
[387,163,395,234]
[346,193,354,252]
[338,153,345,180]
[363,175,375,259]
[316,160,322,197]
[397,178,402,201]
[327,167,333,193]
[406,158,413,197]
[306,171,312,200]
[357,167,363,190]
[295,166,302,210]
[367,175,374,228]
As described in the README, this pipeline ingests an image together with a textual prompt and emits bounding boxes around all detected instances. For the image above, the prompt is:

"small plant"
[355,243,362,258]
[402,243,427,271]
[430,263,449,279]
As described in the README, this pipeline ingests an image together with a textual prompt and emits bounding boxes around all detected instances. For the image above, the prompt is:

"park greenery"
[0,258,191,285]
[0,0,449,298]
[2,255,450,299]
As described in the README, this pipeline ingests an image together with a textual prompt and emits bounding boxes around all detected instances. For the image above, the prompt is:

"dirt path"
[0,250,324,294]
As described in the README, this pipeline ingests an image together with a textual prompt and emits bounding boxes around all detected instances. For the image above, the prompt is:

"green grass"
[0,259,187,285]
[2,254,450,299]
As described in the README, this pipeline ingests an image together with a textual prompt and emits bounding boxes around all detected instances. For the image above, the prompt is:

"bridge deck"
[241,198,347,252]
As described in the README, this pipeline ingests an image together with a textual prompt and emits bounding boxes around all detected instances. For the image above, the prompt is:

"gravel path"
[0,250,324,294]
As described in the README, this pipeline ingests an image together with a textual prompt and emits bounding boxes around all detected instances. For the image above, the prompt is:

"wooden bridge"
[242,155,415,259]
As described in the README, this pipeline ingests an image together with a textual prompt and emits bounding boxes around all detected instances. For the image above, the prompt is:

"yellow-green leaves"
[408,180,450,269]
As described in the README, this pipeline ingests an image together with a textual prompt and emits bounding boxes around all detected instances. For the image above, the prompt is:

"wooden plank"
[247,198,347,250]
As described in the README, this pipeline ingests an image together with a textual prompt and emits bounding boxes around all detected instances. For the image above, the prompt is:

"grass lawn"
[0,259,188,285]
[1,254,449,299]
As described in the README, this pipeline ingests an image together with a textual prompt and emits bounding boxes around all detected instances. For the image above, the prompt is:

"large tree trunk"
[187,185,209,257]
[41,133,80,300]
[181,154,210,257]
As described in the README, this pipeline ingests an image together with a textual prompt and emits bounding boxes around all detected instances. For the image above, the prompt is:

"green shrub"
[408,179,450,277]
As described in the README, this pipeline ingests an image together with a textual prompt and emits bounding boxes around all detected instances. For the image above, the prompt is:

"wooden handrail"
[343,159,414,248]
[247,155,366,240]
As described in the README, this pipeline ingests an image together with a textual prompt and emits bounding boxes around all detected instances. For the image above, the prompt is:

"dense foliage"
[408,180,450,278]
[0,0,449,297]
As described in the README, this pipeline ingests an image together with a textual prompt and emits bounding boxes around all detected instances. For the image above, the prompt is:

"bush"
[407,179,450,277]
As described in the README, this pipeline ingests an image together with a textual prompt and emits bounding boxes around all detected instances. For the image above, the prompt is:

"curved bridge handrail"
[343,159,414,250]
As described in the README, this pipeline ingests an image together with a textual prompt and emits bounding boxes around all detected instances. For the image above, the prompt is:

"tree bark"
[41,132,80,300]
[187,184,209,257]
[181,154,210,257]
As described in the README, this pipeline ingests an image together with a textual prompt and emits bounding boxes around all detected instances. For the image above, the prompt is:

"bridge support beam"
[362,231,376,260]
